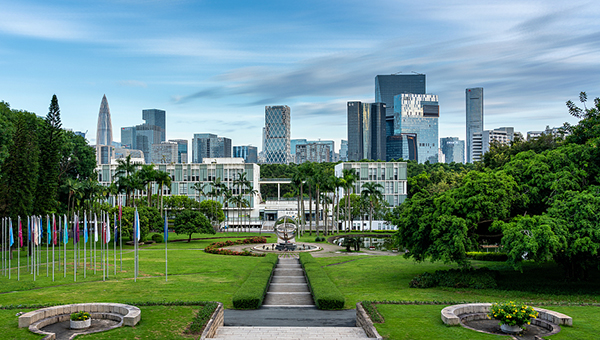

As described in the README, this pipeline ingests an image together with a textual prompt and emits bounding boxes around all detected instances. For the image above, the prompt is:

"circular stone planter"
[70,318,91,329]
[500,323,522,334]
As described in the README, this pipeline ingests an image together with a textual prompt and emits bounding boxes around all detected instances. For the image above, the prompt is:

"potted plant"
[70,311,91,329]
[488,301,538,334]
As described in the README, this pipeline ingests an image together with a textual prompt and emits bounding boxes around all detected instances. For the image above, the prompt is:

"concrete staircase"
[262,255,314,307]
[213,326,369,339]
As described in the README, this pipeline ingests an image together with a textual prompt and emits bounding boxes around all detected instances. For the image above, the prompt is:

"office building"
[386,133,417,161]
[95,95,113,164]
[291,139,336,163]
[233,145,258,163]
[339,140,348,162]
[121,126,136,149]
[135,124,163,164]
[497,127,517,142]
[472,129,510,162]
[375,74,426,118]
[466,88,484,163]
[440,137,465,164]
[169,139,188,163]
[393,94,439,163]
[142,109,166,142]
[192,133,218,163]
[347,102,386,161]
[295,143,331,164]
[263,105,291,164]
[217,137,232,158]
[114,148,144,162]
[152,141,178,164]
[335,162,408,207]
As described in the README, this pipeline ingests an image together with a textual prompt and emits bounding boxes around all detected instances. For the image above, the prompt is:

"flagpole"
[113,212,116,276]
[102,212,105,282]
[165,214,168,282]
[134,208,137,283]
[27,217,29,273]
[8,218,11,280]
[33,217,36,282]
[52,214,55,282]
[74,213,77,282]
[46,215,49,277]
[84,211,87,279]
[119,213,122,272]
[18,217,21,281]
[2,217,5,277]
[64,215,67,278]
[94,213,97,275]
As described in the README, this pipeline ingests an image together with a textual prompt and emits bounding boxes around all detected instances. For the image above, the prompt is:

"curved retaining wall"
[441,303,572,326]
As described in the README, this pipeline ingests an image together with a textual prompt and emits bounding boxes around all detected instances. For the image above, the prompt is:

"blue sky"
[1,0,599,152]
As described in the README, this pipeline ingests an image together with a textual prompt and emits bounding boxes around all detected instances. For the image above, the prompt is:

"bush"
[232,254,278,309]
[204,237,267,257]
[299,253,345,309]
[409,268,498,289]
[488,301,538,328]
[466,252,508,262]
[186,302,218,334]
[151,234,163,243]
[70,311,90,321]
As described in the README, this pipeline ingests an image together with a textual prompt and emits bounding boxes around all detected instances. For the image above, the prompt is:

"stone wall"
[201,302,224,339]
[355,302,383,339]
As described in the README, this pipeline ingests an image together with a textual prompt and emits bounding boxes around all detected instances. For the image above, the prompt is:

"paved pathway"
[213,326,369,340]
[263,255,314,307]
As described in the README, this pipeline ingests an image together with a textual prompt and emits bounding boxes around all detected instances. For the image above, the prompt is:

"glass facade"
[347,101,386,161]
[375,74,426,117]
[386,133,417,161]
[135,124,163,163]
[121,126,136,149]
[263,105,291,164]
[96,95,113,146]
[233,145,258,163]
[393,94,439,163]
[335,162,408,207]
[142,109,166,142]
[440,137,465,164]
[466,88,483,163]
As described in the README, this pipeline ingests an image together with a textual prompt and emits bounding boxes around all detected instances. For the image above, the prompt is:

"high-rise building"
[440,137,465,164]
[233,145,258,163]
[142,109,166,142]
[95,95,113,164]
[263,105,291,164]
[217,137,232,158]
[291,139,335,163]
[121,126,136,149]
[347,102,386,161]
[135,124,163,164]
[192,133,218,163]
[386,133,417,161]
[375,74,426,118]
[169,139,188,163]
[393,94,439,163]
[466,88,484,163]
[295,143,331,164]
[152,141,178,164]
[497,127,516,142]
[339,140,348,162]
[472,129,509,162]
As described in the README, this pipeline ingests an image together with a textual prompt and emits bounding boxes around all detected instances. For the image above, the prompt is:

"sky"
[1,0,599,154]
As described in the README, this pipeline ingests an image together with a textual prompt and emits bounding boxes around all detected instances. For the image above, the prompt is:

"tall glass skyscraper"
[393,94,439,164]
[347,102,386,161]
[466,88,484,163]
[263,105,291,164]
[233,145,258,163]
[375,74,426,117]
[169,139,189,163]
[142,109,166,142]
[96,94,113,146]
[440,137,465,164]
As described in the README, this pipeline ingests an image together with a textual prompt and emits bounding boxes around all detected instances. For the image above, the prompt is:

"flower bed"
[488,301,539,329]
[204,237,267,256]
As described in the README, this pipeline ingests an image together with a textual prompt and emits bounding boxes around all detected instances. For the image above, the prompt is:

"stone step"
[276,263,302,268]
[263,292,314,306]
[271,276,306,284]
[268,283,310,292]
[273,268,304,276]
[213,326,369,339]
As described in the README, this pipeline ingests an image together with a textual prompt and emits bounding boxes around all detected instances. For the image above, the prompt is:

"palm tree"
[114,155,140,206]
[138,164,157,207]
[192,182,210,202]
[208,177,228,229]
[155,170,172,217]
[63,178,82,216]
[342,169,356,232]
[291,165,306,236]
[333,176,344,234]
[360,182,384,232]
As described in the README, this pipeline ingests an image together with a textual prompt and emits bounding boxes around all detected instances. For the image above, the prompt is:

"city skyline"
[1,1,598,151]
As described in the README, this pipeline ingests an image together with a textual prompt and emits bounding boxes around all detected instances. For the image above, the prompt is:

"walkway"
[263,255,314,307]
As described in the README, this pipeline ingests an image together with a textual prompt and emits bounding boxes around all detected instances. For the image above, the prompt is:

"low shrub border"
[466,252,508,262]
[299,253,345,309]
[204,237,267,256]
[186,302,218,334]
[232,254,278,309]
[409,268,498,289]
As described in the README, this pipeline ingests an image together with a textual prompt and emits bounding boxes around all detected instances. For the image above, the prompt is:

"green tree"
[199,200,225,227]
[174,209,214,242]
[36,94,63,214]
[114,154,141,206]
[361,182,384,232]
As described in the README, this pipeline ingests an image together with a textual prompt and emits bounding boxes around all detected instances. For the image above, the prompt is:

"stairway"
[213,326,369,339]
[262,255,314,307]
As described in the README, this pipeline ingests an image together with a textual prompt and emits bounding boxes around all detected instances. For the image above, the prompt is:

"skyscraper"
[263,105,291,164]
[192,133,218,163]
[121,126,136,149]
[96,95,113,146]
[95,95,113,164]
[466,88,484,163]
[233,145,258,163]
[440,137,465,164]
[347,102,386,161]
[142,109,166,142]
[393,93,439,164]
[169,139,188,163]
[135,124,163,164]
[375,74,426,117]
[217,137,232,158]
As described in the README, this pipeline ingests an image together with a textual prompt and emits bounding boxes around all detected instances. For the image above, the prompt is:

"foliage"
[199,199,225,225]
[488,301,538,328]
[204,237,267,256]
[151,233,163,243]
[299,253,345,309]
[185,302,218,334]
[162,195,200,211]
[361,301,384,323]
[231,254,277,309]
[70,311,91,321]
[109,206,158,241]
[409,268,498,289]
[465,252,508,262]
[36,94,63,214]
[174,209,213,242]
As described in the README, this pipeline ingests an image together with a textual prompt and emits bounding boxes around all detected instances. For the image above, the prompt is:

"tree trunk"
[308,187,313,236]
[316,187,320,237]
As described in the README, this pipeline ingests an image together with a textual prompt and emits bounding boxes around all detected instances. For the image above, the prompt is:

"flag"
[102,220,106,244]
[118,198,122,221]
[94,214,98,242]
[28,217,31,242]
[74,214,80,244]
[164,214,168,242]
[9,218,14,247]
[33,217,39,246]
[52,215,57,246]
[18,216,23,247]
[47,215,51,245]
[106,214,111,244]
[84,214,88,243]
[63,215,68,244]
[38,216,42,244]
[135,208,140,241]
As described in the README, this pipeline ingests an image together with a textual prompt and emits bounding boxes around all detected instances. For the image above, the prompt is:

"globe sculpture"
[274,216,297,251]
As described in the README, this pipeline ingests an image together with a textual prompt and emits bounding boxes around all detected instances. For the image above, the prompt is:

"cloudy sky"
[1,0,599,152]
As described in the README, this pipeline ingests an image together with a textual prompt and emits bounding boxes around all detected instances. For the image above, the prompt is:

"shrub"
[204,237,267,257]
[70,311,90,321]
[232,254,278,309]
[466,252,508,262]
[409,268,498,289]
[186,302,218,334]
[151,233,164,243]
[488,301,538,328]
[299,253,345,309]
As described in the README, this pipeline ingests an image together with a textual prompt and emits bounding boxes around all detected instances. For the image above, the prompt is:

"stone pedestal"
[70,319,91,329]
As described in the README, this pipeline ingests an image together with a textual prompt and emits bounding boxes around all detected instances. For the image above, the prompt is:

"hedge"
[299,253,345,309]
[232,254,278,309]
[409,268,498,289]
[204,237,267,257]
[466,252,508,262]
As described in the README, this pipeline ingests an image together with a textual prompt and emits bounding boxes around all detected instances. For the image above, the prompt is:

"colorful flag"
[135,208,140,241]
[52,215,57,246]
[18,216,23,247]
[33,217,39,246]
[106,213,111,244]
[38,216,43,244]
[118,198,122,221]
[47,215,51,245]
[84,214,88,243]
[164,214,168,242]
[9,218,14,247]
[94,214,98,242]
[74,214,80,244]
[63,215,68,244]
[28,217,31,242]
